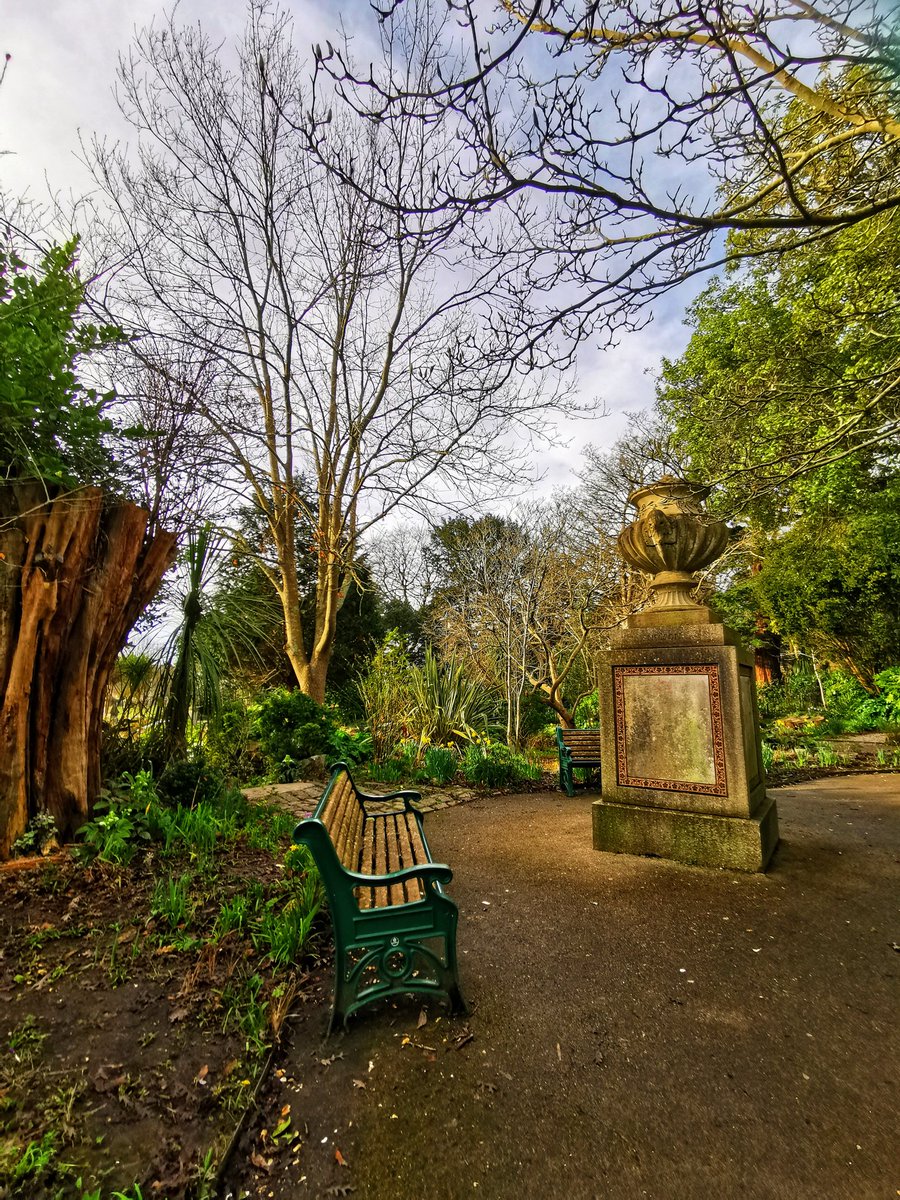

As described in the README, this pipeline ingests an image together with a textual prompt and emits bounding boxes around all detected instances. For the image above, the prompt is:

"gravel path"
[228,775,899,1200]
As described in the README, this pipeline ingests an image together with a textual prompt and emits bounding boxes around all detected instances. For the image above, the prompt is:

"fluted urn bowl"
[618,477,729,609]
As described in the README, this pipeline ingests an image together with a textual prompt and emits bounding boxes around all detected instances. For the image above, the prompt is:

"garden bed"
[0,790,326,1199]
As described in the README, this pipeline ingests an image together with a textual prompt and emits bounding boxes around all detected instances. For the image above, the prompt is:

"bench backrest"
[556,726,602,759]
[315,767,365,871]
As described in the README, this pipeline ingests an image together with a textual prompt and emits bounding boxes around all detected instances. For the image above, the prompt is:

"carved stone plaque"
[614,665,727,796]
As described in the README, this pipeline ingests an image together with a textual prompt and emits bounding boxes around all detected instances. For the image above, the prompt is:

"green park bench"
[294,763,466,1033]
[556,726,603,796]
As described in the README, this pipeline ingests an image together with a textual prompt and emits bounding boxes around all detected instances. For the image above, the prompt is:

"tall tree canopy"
[0,239,121,488]
[88,1,575,701]
[323,0,900,359]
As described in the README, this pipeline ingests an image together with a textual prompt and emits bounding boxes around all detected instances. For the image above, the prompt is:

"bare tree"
[428,501,637,734]
[322,0,900,360]
[86,1,578,701]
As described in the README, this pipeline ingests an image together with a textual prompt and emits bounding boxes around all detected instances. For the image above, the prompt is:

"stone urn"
[618,476,729,612]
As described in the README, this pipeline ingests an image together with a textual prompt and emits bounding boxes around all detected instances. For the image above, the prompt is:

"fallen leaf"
[335,1148,348,1168]
[195,1064,209,1083]
[250,1150,272,1173]
[168,1006,189,1023]
[417,1008,428,1029]
[352,1079,367,1089]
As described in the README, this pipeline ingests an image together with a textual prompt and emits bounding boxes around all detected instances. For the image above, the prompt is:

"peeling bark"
[0,484,176,858]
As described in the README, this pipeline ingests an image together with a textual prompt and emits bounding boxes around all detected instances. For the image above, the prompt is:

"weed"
[105,931,132,987]
[216,894,251,936]
[151,874,194,929]
[193,1148,217,1200]
[221,973,269,1054]
[8,1130,70,1184]
[760,743,774,773]
[815,743,840,767]
[253,900,319,966]
[26,924,87,951]
[792,745,810,768]
[6,1014,47,1067]
[11,811,59,857]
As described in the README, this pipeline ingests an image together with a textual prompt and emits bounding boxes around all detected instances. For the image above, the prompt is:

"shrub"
[256,688,336,779]
[462,742,540,788]
[357,633,414,763]
[157,756,226,808]
[572,692,600,727]
[328,727,373,768]
[820,670,890,734]
[407,649,492,746]
[206,699,266,781]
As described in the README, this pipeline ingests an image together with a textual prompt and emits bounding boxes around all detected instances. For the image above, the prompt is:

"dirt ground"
[227,774,899,1200]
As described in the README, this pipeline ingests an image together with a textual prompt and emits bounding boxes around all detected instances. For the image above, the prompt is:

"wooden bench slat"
[395,812,424,902]
[387,815,408,907]
[358,817,376,910]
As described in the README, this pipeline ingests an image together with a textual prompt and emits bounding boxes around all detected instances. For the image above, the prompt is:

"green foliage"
[0,239,124,486]
[256,688,337,780]
[206,698,266,781]
[818,668,900,733]
[10,812,58,857]
[407,647,492,747]
[461,742,540,788]
[327,726,372,767]
[751,489,900,686]
[357,632,414,763]
[657,200,900,524]
[150,874,194,928]
[757,668,822,727]
[572,692,600,727]
[421,746,459,785]
[252,893,321,966]
[156,757,226,809]
[74,781,156,865]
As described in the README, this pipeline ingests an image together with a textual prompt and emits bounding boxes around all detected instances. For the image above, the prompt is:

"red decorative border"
[613,665,727,796]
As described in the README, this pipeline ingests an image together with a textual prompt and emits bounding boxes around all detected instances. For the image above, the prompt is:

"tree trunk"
[0,484,176,858]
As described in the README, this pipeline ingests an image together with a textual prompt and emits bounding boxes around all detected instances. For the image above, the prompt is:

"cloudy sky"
[1,0,700,501]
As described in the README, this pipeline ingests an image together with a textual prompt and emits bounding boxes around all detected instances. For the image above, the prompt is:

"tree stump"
[0,484,177,858]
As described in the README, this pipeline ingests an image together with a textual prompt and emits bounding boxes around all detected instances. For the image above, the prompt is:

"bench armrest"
[345,862,453,890]
[359,788,422,815]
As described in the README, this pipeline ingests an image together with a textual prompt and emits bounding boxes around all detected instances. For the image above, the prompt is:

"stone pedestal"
[592,622,780,872]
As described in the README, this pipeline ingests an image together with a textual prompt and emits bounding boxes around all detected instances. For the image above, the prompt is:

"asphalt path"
[232,774,899,1200]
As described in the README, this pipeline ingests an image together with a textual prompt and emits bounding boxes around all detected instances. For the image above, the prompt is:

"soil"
[0,844,322,1198]
[223,774,899,1200]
